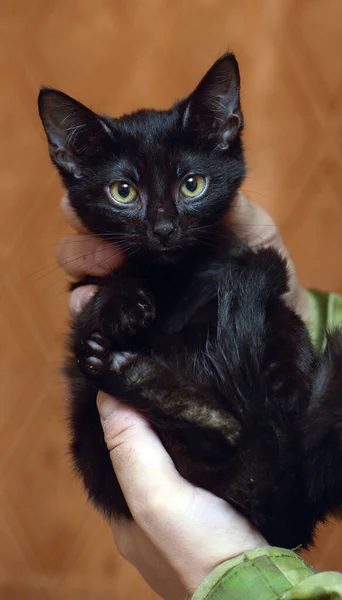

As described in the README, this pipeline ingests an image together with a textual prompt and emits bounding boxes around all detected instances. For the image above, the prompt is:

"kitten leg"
[67,340,241,521]
[66,364,130,518]
[303,330,342,519]
[72,277,155,362]
[214,248,313,419]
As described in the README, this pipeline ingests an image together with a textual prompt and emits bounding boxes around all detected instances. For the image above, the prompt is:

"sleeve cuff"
[191,547,315,600]
[307,289,342,349]
[306,289,328,348]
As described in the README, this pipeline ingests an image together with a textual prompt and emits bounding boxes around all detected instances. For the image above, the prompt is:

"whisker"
[28,262,64,283]
[59,247,124,268]
[29,245,125,282]
[241,188,267,197]
[232,224,283,228]
[50,237,135,249]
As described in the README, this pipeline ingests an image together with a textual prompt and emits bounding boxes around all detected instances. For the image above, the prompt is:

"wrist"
[181,529,269,597]
[191,547,314,600]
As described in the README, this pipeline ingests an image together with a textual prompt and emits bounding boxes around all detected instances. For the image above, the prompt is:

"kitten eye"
[109,182,138,204]
[180,175,207,198]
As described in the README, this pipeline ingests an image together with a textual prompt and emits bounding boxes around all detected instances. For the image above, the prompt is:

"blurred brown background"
[1,0,342,598]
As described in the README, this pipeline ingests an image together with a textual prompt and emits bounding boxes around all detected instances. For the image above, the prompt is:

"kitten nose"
[153,221,175,241]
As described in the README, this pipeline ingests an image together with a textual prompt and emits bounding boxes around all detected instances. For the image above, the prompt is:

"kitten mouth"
[157,248,179,258]
[148,246,182,263]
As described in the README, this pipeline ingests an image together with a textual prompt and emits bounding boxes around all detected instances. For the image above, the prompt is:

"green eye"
[180,175,207,198]
[109,182,138,204]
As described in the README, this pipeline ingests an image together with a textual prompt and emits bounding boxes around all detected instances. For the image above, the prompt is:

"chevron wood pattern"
[1,0,342,597]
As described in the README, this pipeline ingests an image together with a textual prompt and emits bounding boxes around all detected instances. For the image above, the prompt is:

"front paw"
[116,288,155,336]
[94,286,155,341]
[75,284,155,347]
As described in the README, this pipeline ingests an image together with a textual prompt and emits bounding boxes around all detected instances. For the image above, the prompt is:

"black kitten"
[39,54,342,549]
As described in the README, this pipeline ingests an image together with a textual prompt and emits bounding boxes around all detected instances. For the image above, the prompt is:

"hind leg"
[303,330,342,519]
[215,248,313,418]
[77,331,241,447]
[67,364,130,518]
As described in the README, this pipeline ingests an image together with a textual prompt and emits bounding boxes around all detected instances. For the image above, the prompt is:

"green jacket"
[192,290,342,600]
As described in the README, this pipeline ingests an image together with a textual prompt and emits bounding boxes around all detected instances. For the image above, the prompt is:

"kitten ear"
[38,88,112,177]
[183,53,243,148]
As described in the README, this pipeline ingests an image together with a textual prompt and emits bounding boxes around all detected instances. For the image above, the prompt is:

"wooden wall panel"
[0,0,341,596]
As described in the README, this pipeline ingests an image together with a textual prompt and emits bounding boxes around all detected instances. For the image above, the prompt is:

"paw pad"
[86,333,105,354]
[110,352,136,372]
[85,355,103,370]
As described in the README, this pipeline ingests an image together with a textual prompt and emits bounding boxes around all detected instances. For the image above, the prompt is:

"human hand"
[57,192,306,598]
[225,192,309,322]
[96,393,268,599]
[58,192,309,322]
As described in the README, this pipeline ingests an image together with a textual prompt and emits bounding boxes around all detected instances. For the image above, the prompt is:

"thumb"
[227,192,309,321]
[97,393,180,519]
[227,191,285,251]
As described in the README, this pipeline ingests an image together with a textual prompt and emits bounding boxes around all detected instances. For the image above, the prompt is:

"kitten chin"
[39,53,342,549]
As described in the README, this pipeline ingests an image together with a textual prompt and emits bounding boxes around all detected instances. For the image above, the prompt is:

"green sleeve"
[307,289,342,348]
[193,290,342,600]
[192,547,342,600]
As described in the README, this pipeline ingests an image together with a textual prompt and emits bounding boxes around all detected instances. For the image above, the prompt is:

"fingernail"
[68,293,82,316]
[69,286,97,316]
[97,393,119,420]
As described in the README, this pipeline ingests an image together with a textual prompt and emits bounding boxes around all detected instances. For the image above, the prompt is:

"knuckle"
[104,420,138,455]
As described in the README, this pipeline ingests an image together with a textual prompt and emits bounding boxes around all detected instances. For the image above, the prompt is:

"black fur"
[38,54,342,549]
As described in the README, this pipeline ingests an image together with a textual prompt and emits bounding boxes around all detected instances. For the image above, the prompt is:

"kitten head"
[38,53,245,264]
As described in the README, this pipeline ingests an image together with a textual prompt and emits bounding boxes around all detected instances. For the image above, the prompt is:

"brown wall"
[1,0,342,597]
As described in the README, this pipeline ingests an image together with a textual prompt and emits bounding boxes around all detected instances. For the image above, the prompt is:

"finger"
[60,195,88,233]
[97,393,180,520]
[69,285,97,317]
[57,234,124,277]
[111,520,186,600]
[227,192,310,319]
[227,192,287,256]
